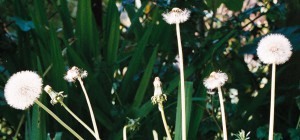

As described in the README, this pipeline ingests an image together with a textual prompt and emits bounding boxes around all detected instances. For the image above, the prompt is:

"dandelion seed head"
[203,71,228,90]
[4,71,43,110]
[257,34,292,65]
[162,8,191,24]
[64,66,88,82]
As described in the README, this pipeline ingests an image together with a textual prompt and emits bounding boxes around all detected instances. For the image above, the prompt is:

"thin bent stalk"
[268,63,276,140]
[217,86,227,140]
[78,77,101,140]
[34,100,83,140]
[13,114,25,139]
[159,103,172,140]
[60,102,96,137]
[176,22,186,140]
[123,125,128,140]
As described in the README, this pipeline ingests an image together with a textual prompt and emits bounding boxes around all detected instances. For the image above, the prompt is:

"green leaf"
[47,132,63,140]
[256,125,268,139]
[223,0,244,11]
[274,133,283,140]
[105,0,120,68]
[31,104,46,140]
[119,24,154,101]
[174,82,194,140]
[132,47,158,107]
[76,0,100,58]
[288,128,300,140]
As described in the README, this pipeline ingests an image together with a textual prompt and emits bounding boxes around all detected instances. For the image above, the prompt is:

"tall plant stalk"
[78,77,101,140]
[78,77,100,140]
[268,63,276,140]
[175,22,186,140]
[217,86,227,140]
[159,103,172,140]
[34,100,84,140]
[60,102,96,137]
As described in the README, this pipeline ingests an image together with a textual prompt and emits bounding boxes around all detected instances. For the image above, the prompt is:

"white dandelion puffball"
[162,8,191,24]
[4,71,43,110]
[64,66,88,82]
[203,71,228,90]
[257,34,292,65]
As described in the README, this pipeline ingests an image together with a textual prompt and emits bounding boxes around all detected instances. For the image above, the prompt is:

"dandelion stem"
[176,22,186,140]
[268,63,276,140]
[34,100,83,140]
[60,101,96,137]
[123,125,128,140]
[217,86,227,140]
[152,130,159,140]
[78,77,101,140]
[159,103,172,140]
[13,114,25,139]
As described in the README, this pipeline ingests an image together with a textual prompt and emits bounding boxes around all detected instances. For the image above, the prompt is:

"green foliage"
[0,0,299,140]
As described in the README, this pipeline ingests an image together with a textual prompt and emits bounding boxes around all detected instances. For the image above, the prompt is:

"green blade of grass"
[76,0,100,59]
[132,47,158,107]
[174,82,193,140]
[119,24,154,101]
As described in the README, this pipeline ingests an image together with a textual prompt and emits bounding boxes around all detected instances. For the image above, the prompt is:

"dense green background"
[0,0,299,139]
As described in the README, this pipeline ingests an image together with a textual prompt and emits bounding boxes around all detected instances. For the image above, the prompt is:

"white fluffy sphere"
[257,34,292,65]
[4,71,43,110]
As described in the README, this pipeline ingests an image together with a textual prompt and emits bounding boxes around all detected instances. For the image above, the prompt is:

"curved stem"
[60,102,96,137]
[123,125,128,140]
[13,114,25,139]
[268,63,276,140]
[217,86,227,140]
[78,78,101,140]
[34,100,83,140]
[176,22,186,140]
[159,103,172,140]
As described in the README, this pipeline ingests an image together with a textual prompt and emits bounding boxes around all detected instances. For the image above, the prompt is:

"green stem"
[176,22,186,140]
[159,103,172,140]
[296,116,300,129]
[78,78,101,140]
[34,100,83,140]
[13,114,25,139]
[268,63,276,140]
[217,86,227,140]
[123,125,128,140]
[60,102,96,137]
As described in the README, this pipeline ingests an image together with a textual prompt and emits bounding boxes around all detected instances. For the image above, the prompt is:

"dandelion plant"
[151,77,172,140]
[64,66,101,140]
[204,71,228,140]
[162,8,191,140]
[4,71,83,140]
[257,34,292,140]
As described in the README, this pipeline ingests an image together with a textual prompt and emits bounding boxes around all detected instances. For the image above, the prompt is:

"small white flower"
[4,71,43,110]
[257,34,292,65]
[64,66,88,82]
[229,88,238,98]
[234,129,250,140]
[203,71,228,90]
[162,8,191,24]
[231,97,239,104]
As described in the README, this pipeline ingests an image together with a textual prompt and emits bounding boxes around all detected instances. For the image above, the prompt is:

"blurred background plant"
[0,0,299,139]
